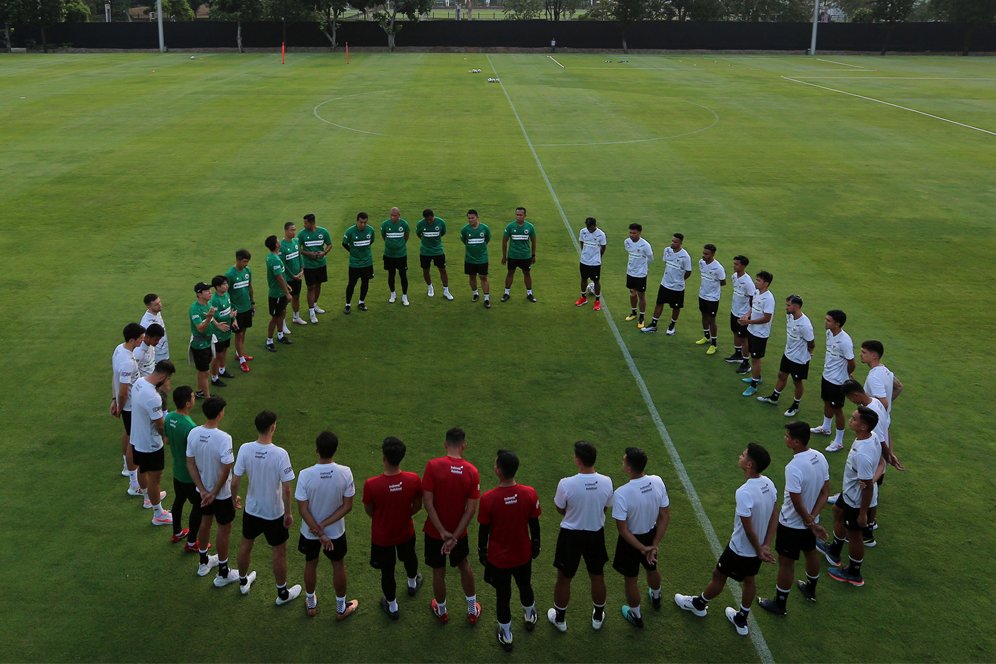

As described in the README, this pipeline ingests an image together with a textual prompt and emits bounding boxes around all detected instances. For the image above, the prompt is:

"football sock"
[630,308,637,315]
[504,288,510,295]
[277,584,289,601]
[772,389,781,400]
[593,603,605,620]
[847,557,863,575]
[650,317,659,326]
[830,534,846,557]
[703,328,710,339]
[791,399,801,409]
[407,576,418,589]
[595,295,600,301]
[153,502,164,517]
[240,575,249,586]
[483,294,490,301]
[554,605,566,622]
[466,595,478,614]
[122,454,128,468]
[526,289,533,296]
[388,598,399,612]
[668,319,677,329]
[833,428,845,446]
[692,594,708,611]
[523,604,536,619]
[473,289,479,296]
[775,585,790,606]
[276,332,284,340]
[806,572,820,589]
[710,336,717,346]
[638,311,645,321]
[218,560,229,577]
[630,605,642,619]
[736,604,750,621]
[822,416,833,430]
[436,600,447,616]
[306,592,317,608]
[199,549,209,565]
[309,307,315,316]
[751,379,759,387]
[649,587,661,600]
[580,291,586,298]
[266,337,274,344]
[499,622,512,639]
[337,596,347,613]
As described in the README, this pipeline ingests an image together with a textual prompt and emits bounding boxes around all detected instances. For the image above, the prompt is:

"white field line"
[486,53,776,664]
[548,55,566,69]
[783,76,996,137]
[815,57,869,69]
[792,76,993,81]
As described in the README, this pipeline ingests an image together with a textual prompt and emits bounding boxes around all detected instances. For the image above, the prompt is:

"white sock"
[336,596,346,613]
[499,621,512,639]
[527,289,533,295]
[523,604,536,619]
[473,289,479,296]
[443,287,450,294]
[834,428,845,445]
[822,416,833,429]
[650,587,661,599]
[504,288,510,295]
[306,592,316,607]
[128,469,139,486]
[211,374,219,382]
[267,337,274,344]
[277,332,284,340]
[153,502,164,517]
[407,576,418,588]
[122,454,128,468]
[631,605,642,618]
[436,600,447,615]
[309,307,315,316]
[388,598,399,612]
[466,595,477,613]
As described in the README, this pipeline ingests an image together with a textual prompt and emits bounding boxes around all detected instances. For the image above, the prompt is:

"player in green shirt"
[165,385,200,550]
[264,235,294,353]
[189,282,217,399]
[501,206,538,303]
[460,209,492,309]
[299,213,334,322]
[342,212,376,314]
[416,208,453,301]
[381,206,411,306]
[224,249,254,373]
[208,275,235,389]
[280,221,307,328]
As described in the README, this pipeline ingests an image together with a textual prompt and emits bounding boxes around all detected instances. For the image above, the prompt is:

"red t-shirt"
[421,456,480,539]
[478,483,541,569]
[362,471,421,547]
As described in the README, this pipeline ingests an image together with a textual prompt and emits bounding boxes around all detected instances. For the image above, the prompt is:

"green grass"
[1,52,994,662]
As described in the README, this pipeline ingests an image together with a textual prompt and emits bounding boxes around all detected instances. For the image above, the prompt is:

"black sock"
[630,308,637,315]
[736,604,750,623]
[710,338,717,346]
[775,585,790,606]
[277,584,289,600]
[593,604,604,620]
[847,557,863,575]
[218,560,230,577]
[692,594,708,611]
[199,552,209,565]
[750,379,759,387]
[667,320,676,330]
[806,572,820,590]
[791,399,800,408]
[240,576,249,586]
[703,328,710,339]
[830,535,846,557]
[651,317,659,326]
[555,606,566,622]
[772,389,781,399]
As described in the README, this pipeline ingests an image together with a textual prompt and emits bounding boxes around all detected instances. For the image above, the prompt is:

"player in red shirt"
[478,450,541,652]
[422,427,481,624]
[363,437,424,619]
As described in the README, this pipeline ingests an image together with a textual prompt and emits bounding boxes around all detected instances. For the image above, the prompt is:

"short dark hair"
[211,275,227,288]
[445,427,466,446]
[202,396,226,420]
[284,221,295,230]
[235,248,251,261]
[143,293,158,306]
[841,379,865,396]
[786,294,803,306]
[265,235,278,251]
[496,449,520,479]
[703,243,716,253]
[316,431,338,459]
[172,385,194,410]
[624,447,648,474]
[757,270,773,285]
[861,340,884,358]
[123,322,145,342]
[574,440,597,467]
[733,254,749,267]
[745,442,771,473]
[255,410,277,433]
[145,323,165,339]
[672,233,684,241]
[356,212,368,221]
[585,216,597,226]
[827,309,847,327]
[382,437,407,467]
[629,223,642,232]
[784,421,811,445]
[423,208,434,219]
[515,206,526,215]
[303,213,316,222]
[856,405,879,431]
[466,209,478,216]
[153,359,175,376]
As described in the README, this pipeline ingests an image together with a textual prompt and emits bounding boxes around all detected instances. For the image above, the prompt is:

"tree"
[211,0,264,51]
[64,0,90,20]
[503,0,543,18]
[371,0,432,52]
[263,0,313,47]
[930,0,995,53]
[315,0,349,50]
[160,0,194,19]
[602,0,648,52]
[870,0,913,21]
[1,0,30,51]
[544,0,579,20]
[28,0,66,51]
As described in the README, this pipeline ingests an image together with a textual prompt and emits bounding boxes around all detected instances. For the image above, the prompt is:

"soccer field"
[1,51,994,662]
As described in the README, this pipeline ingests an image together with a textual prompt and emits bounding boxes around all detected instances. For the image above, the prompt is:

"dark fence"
[9,20,996,52]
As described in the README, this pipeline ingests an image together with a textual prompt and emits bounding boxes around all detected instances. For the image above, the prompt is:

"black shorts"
[715,545,762,582]
[235,309,253,331]
[779,355,810,380]
[304,266,328,286]
[747,332,768,359]
[190,346,212,372]
[553,528,608,578]
[173,479,200,508]
[121,410,132,435]
[836,495,865,531]
[698,297,720,317]
[424,534,469,569]
[288,277,303,296]
[774,522,816,561]
[214,338,230,353]
[268,296,288,317]
[243,512,289,546]
[131,446,165,474]
[612,531,657,578]
[506,257,532,273]
[383,256,408,272]
[370,535,418,570]
[420,254,446,270]
[655,286,684,309]
[464,261,489,276]
[730,312,749,338]
[821,378,846,408]
[580,263,601,281]
[299,533,347,562]
[348,265,374,281]
[200,495,235,525]
[484,560,533,589]
[626,275,647,292]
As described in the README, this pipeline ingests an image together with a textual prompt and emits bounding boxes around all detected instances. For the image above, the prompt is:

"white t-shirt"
[234,441,296,520]
[611,475,669,536]
[822,329,854,385]
[624,238,653,278]
[842,436,879,508]
[295,462,355,540]
[554,472,614,531]
[186,426,235,500]
[698,259,727,302]
[784,313,815,364]
[129,378,164,453]
[140,310,169,361]
[579,227,607,267]
[729,475,777,557]
[864,365,895,414]
[661,247,692,290]
[133,342,157,378]
[778,449,829,529]
[730,272,755,317]
[111,343,139,412]
[747,290,775,338]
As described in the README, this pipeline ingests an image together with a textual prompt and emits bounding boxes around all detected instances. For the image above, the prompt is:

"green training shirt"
[189,301,213,350]
[165,411,196,483]
[225,265,252,312]
[209,291,233,342]
[504,221,536,260]
[343,225,375,268]
[381,219,411,258]
[299,227,332,269]
[460,223,491,264]
[280,237,303,278]
[416,218,447,256]
[266,253,287,298]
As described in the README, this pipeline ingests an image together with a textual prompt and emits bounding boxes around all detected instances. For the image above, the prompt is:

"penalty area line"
[815,57,870,70]
[486,53,776,664]
[548,55,566,69]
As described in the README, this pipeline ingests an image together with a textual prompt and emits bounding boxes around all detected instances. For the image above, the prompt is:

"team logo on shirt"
[389,481,403,492]
[503,494,519,505]
[449,465,464,475]
[585,481,599,491]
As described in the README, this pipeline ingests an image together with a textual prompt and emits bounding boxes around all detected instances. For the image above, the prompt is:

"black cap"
[194,282,211,293]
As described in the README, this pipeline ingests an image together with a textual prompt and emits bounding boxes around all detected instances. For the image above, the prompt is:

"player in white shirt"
[623,223,654,327]
[642,233,692,335]
[140,293,170,362]
[112,322,145,492]
[757,295,815,417]
[133,324,164,378]
[758,422,829,615]
[812,310,855,453]
[575,217,607,312]
[725,255,756,370]
[675,443,777,637]
[130,360,176,524]
[548,441,614,632]
[295,431,359,620]
[739,271,775,397]
[231,410,301,605]
[611,448,670,629]
[816,407,883,588]
[186,396,240,587]
[694,244,727,355]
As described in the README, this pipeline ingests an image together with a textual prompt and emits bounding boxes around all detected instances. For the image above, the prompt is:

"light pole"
[156,0,165,52]
[808,0,819,55]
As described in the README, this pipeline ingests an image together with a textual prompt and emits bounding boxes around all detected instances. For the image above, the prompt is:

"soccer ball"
[586,283,595,295]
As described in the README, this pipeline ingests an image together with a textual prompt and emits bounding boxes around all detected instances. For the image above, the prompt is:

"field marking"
[783,76,996,137]
[313,91,388,136]
[791,76,994,81]
[548,55,566,69]
[815,57,870,70]
[486,53,776,664]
